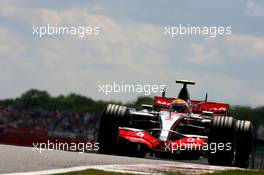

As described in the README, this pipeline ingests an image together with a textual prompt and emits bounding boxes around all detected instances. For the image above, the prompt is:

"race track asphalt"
[0,144,238,174]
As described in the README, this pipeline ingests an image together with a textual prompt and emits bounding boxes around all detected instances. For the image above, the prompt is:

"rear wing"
[154,96,229,115]
[191,100,229,115]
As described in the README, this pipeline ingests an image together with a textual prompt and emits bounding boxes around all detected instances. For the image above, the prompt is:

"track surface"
[0,144,238,174]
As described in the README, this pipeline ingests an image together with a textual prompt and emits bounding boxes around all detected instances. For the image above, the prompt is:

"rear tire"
[208,116,236,166]
[234,120,254,168]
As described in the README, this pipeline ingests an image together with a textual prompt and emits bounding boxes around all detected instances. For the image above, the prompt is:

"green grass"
[205,169,264,175]
[55,169,264,175]
[55,169,142,175]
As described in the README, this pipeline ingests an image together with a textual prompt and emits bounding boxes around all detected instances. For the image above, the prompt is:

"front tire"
[97,104,129,154]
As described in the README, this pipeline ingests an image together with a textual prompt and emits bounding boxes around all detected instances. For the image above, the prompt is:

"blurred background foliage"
[0,89,264,128]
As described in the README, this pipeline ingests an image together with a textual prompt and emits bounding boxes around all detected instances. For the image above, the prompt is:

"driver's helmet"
[170,99,188,113]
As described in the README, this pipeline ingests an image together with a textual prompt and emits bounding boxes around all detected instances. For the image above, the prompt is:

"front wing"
[119,127,207,153]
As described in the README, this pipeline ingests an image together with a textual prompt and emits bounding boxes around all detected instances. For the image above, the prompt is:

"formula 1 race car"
[98,80,254,168]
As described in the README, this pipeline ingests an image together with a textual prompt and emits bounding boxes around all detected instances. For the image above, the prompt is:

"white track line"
[0,163,241,175]
[0,165,151,175]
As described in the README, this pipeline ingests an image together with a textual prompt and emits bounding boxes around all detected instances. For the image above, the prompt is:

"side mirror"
[142,104,153,111]
[202,111,213,116]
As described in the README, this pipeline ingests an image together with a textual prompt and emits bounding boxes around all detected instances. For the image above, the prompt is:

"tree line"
[0,89,263,127]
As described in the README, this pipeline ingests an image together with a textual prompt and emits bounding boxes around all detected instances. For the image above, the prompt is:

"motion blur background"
[0,0,264,169]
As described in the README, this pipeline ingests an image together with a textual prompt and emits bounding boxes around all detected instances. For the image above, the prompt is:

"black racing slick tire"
[97,104,129,154]
[208,116,236,166]
[234,120,254,168]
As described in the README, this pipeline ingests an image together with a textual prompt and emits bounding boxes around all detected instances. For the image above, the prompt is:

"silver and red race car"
[98,80,254,168]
